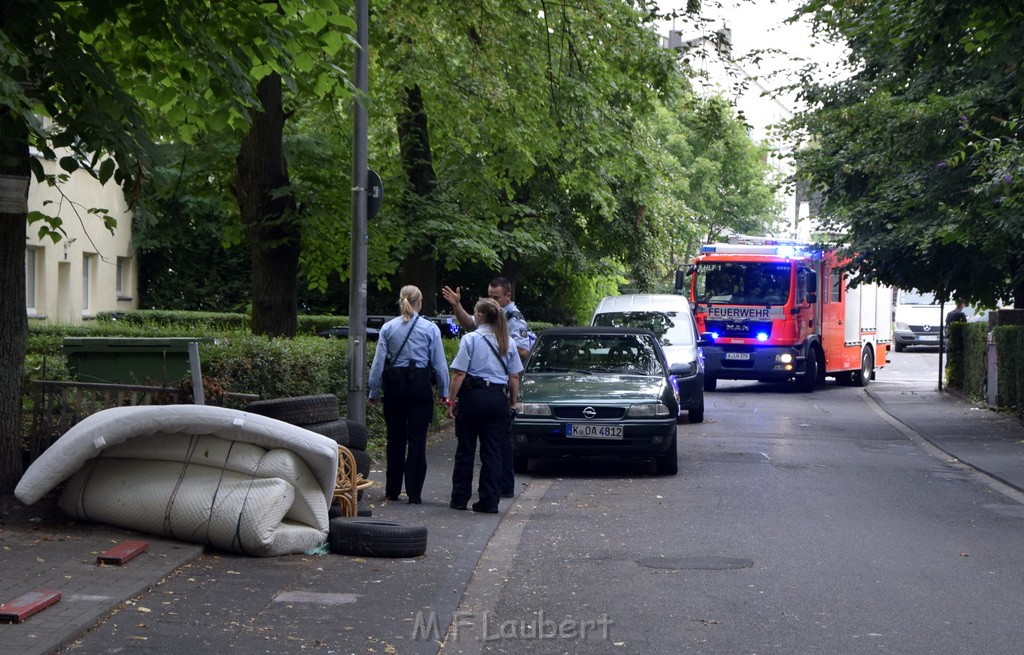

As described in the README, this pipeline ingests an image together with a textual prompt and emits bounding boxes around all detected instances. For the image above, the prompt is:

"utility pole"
[347,0,369,424]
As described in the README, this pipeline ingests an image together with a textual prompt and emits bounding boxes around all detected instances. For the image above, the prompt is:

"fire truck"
[678,236,892,392]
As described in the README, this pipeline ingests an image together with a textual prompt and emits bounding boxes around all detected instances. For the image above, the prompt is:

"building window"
[26,247,38,314]
[82,253,94,315]
[116,256,131,298]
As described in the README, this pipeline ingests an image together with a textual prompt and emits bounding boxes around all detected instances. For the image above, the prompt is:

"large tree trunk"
[236,73,299,337]
[0,104,30,493]
[396,84,438,314]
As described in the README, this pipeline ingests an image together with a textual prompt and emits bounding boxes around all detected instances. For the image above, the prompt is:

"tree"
[789,1,1024,308]
[0,0,353,492]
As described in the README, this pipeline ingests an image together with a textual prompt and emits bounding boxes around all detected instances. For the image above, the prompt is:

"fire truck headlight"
[756,332,769,342]
[776,353,794,364]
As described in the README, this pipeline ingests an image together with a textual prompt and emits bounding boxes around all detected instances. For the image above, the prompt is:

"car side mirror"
[669,363,694,376]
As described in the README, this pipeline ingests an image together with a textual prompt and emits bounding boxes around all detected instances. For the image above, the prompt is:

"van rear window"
[592,311,695,346]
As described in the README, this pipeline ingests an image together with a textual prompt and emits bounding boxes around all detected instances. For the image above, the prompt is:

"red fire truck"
[679,236,892,392]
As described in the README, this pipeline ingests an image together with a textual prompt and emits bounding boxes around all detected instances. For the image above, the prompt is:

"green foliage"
[945,321,987,395]
[199,335,348,401]
[995,325,1024,414]
[791,0,1024,307]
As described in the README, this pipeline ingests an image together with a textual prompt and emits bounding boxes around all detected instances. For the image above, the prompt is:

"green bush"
[995,325,1024,414]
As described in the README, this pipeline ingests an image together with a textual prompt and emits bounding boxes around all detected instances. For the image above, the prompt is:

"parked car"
[591,294,706,422]
[511,327,686,475]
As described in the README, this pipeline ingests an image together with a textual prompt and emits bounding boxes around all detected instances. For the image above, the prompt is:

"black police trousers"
[382,368,434,500]
[451,386,508,510]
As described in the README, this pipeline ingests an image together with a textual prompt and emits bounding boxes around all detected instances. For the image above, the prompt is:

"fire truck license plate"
[567,424,623,439]
[726,352,750,360]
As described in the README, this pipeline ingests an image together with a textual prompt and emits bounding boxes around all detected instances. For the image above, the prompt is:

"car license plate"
[920,335,938,342]
[567,424,623,439]
[726,352,750,360]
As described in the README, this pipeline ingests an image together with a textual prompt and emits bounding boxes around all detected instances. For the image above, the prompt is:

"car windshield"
[592,311,695,347]
[526,334,663,375]
[897,289,939,305]
[695,262,791,305]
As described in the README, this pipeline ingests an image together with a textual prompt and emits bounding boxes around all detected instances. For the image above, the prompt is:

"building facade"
[25,157,138,324]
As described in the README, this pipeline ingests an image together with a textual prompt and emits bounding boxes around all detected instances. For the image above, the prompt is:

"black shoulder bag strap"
[388,315,420,365]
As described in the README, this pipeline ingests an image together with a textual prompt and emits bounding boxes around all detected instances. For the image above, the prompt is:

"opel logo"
[582,407,597,419]
[923,325,931,332]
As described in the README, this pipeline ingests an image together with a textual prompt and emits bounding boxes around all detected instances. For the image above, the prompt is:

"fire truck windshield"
[696,262,792,306]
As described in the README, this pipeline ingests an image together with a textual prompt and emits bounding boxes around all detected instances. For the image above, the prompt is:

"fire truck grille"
[707,320,773,339]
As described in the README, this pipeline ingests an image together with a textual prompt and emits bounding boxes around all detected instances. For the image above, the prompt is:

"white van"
[591,294,706,423]
[892,289,982,351]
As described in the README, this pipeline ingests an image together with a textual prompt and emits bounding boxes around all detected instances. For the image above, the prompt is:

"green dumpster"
[62,337,203,386]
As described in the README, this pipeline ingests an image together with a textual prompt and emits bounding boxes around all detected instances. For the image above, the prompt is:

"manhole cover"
[637,557,754,571]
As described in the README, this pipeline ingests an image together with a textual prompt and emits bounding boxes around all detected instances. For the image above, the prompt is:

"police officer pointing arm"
[441,277,532,361]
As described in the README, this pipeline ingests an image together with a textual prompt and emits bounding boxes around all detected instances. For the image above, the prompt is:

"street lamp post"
[347,0,369,424]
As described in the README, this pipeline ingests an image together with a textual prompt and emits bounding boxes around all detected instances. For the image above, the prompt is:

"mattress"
[15,405,340,557]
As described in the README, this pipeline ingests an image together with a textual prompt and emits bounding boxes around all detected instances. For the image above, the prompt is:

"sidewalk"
[3,381,1024,654]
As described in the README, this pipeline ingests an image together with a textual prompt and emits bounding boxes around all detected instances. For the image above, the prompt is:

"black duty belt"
[464,375,507,392]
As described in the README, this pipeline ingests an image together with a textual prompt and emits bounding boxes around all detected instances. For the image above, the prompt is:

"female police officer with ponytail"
[369,285,450,504]
[447,298,523,513]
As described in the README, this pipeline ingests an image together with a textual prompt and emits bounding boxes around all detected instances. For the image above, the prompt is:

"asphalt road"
[60,348,1024,655]
[445,349,1024,654]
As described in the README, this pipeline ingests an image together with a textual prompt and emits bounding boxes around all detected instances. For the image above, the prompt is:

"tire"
[246,394,340,425]
[797,348,819,393]
[343,419,369,450]
[687,403,704,424]
[894,342,906,353]
[655,436,678,475]
[703,376,717,392]
[513,453,529,474]
[303,419,348,444]
[328,518,427,558]
[853,348,873,387]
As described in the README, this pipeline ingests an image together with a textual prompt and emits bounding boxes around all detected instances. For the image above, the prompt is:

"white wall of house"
[25,157,138,324]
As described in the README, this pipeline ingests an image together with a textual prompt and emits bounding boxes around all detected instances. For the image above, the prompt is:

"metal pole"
[347,0,369,424]
[938,300,945,391]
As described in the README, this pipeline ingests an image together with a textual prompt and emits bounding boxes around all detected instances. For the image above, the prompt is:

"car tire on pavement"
[328,518,427,558]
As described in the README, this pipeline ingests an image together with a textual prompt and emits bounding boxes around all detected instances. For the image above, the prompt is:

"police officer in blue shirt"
[446,298,523,513]
[441,277,530,498]
[369,286,451,504]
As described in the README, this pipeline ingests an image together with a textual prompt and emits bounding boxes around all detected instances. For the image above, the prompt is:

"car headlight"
[627,403,672,418]
[515,402,551,417]
[895,322,910,331]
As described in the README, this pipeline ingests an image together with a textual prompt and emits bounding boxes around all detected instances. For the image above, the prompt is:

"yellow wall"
[25,157,138,324]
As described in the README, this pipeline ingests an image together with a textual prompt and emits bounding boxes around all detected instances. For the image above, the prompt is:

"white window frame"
[116,256,129,298]
[82,253,94,316]
[26,247,38,315]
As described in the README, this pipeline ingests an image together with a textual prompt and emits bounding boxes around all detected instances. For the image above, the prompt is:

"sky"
[655,0,850,235]
[656,0,848,136]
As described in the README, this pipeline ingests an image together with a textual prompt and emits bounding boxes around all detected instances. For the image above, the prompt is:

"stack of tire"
[244,393,370,509]
[244,394,427,558]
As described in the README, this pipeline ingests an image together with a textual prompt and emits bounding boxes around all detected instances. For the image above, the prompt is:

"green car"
[512,327,686,475]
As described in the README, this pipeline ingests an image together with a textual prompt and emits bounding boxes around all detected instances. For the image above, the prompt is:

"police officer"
[447,298,523,513]
[369,285,450,504]
[441,277,530,498]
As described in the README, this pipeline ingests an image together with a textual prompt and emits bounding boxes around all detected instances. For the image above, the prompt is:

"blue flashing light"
[710,332,720,339]
[756,332,769,342]
[776,246,797,258]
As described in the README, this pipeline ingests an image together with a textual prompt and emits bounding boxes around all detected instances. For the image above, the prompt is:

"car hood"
[520,373,668,403]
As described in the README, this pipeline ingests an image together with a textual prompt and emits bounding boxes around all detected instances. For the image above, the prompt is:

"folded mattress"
[15,405,340,557]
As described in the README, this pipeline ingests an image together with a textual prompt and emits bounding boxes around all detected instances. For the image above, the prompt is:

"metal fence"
[25,380,260,462]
